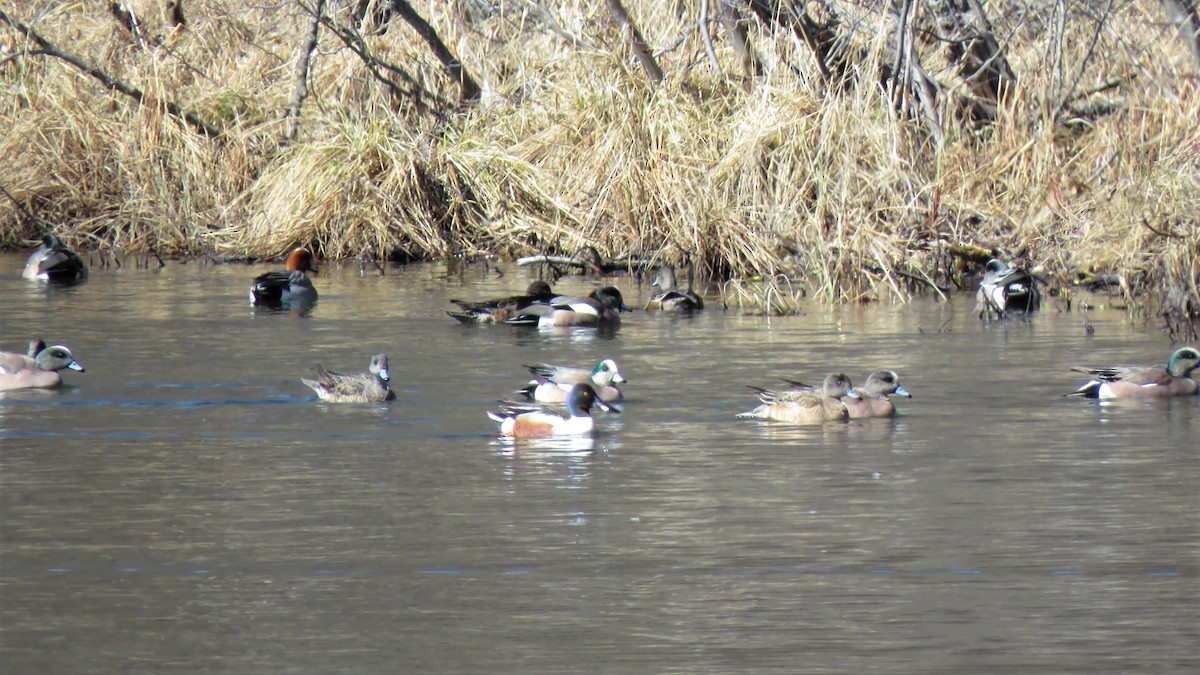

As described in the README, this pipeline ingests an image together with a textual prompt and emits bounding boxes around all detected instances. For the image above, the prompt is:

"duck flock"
[8,236,1200,440]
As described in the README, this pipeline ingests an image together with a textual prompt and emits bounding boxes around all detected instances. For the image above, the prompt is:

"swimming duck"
[504,286,631,328]
[446,281,556,324]
[645,265,704,312]
[301,353,395,403]
[1067,347,1200,399]
[781,370,910,418]
[22,234,87,282]
[250,248,318,309]
[737,373,858,424]
[843,370,910,418]
[976,259,1039,319]
[515,358,625,403]
[488,383,616,438]
[0,344,86,391]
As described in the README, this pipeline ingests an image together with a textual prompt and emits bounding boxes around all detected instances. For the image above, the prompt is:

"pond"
[1,252,1197,673]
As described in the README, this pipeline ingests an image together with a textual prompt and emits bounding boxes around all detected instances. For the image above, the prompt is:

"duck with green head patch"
[516,358,625,403]
[0,343,86,391]
[1067,347,1200,399]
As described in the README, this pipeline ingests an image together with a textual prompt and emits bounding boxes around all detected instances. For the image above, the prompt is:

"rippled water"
[1,253,1197,673]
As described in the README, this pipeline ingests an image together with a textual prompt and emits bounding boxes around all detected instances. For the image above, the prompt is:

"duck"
[1067,347,1200,399]
[250,248,318,309]
[301,353,395,403]
[22,234,87,282]
[737,373,858,424]
[781,370,910,418]
[515,358,625,403]
[0,343,86,391]
[488,383,616,438]
[644,265,704,312]
[843,370,910,418]
[976,259,1039,319]
[504,286,631,328]
[446,281,556,324]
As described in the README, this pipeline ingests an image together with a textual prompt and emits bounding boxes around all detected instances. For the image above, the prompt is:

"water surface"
[1,253,1197,673]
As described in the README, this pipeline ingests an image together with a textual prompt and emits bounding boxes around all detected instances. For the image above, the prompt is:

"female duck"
[737,373,858,424]
[488,383,616,438]
[1068,347,1200,399]
[446,281,556,324]
[0,344,86,391]
[645,265,703,312]
[250,248,318,309]
[302,353,395,403]
[22,234,87,282]
[842,370,911,418]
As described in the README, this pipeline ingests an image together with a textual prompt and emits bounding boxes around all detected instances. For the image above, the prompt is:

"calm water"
[1,253,1197,673]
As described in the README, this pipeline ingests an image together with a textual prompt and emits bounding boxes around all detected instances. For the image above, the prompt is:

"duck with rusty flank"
[488,383,616,439]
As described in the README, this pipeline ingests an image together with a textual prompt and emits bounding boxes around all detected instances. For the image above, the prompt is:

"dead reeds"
[2,1,1199,319]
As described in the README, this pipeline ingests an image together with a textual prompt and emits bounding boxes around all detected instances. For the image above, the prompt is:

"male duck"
[516,358,625,403]
[447,281,556,324]
[0,343,86,391]
[488,383,616,438]
[250,248,318,309]
[505,286,631,328]
[22,234,87,282]
[301,353,395,403]
[976,259,1039,319]
[1067,347,1200,399]
[737,373,858,424]
[645,265,704,312]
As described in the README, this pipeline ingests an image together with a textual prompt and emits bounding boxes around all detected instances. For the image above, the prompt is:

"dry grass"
[2,0,1200,318]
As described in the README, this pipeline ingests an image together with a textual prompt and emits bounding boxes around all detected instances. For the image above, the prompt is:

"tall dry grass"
[2,1,1200,317]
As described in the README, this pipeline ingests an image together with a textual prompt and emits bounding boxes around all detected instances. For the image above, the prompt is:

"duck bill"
[893,386,912,398]
[844,388,860,400]
[68,361,85,372]
[379,368,391,382]
[612,373,627,384]
[596,400,620,414]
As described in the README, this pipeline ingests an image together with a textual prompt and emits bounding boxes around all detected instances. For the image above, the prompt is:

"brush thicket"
[2,1,1199,316]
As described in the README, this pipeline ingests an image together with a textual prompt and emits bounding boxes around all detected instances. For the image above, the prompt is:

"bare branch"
[285,0,325,142]
[0,9,221,138]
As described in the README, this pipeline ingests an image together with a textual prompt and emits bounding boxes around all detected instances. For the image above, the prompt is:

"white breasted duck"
[488,383,616,438]
[22,234,87,283]
[515,358,625,403]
